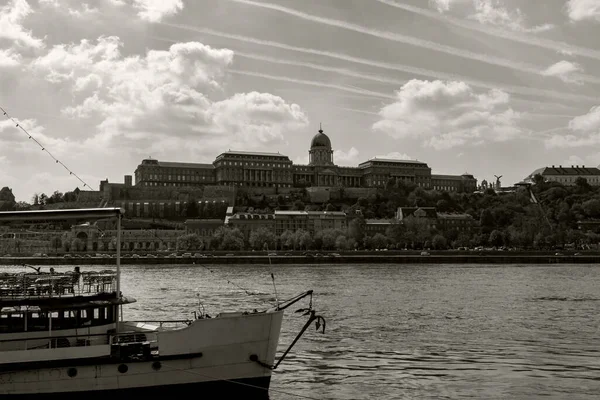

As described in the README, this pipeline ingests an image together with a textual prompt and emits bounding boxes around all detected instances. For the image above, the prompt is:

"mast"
[115,211,122,333]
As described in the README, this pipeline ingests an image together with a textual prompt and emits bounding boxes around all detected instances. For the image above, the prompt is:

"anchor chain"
[251,297,326,370]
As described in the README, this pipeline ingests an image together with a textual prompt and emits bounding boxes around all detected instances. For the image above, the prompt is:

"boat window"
[0,306,116,333]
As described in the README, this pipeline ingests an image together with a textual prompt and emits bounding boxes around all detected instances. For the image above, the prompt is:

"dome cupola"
[309,124,334,166]
[310,128,332,149]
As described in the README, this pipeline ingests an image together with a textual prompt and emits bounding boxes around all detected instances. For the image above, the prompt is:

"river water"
[11,263,600,399]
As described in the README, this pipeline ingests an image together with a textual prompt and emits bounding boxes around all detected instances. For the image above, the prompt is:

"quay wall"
[2,254,600,266]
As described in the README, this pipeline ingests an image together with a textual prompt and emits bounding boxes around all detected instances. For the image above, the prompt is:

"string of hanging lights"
[0,106,92,191]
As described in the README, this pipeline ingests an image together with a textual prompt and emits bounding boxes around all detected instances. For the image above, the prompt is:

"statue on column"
[494,175,502,190]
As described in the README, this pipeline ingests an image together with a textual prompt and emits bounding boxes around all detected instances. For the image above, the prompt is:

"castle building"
[131,127,477,193]
[213,151,293,188]
[134,159,215,188]
[525,165,600,186]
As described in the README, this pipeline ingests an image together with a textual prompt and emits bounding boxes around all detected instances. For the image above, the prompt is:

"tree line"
[177,175,600,251]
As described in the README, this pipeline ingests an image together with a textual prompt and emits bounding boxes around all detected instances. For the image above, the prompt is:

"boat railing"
[0,270,117,300]
[124,320,192,329]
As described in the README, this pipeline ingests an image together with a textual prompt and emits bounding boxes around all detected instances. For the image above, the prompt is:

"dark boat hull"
[5,376,271,399]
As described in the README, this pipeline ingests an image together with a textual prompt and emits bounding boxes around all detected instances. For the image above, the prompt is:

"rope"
[0,106,92,191]
[160,362,324,400]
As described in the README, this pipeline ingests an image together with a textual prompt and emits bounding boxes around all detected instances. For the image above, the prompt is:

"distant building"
[395,207,475,232]
[127,127,476,192]
[134,159,215,188]
[525,165,600,186]
[364,219,394,236]
[227,213,276,242]
[359,158,431,188]
[274,210,347,236]
[436,213,475,232]
[396,207,437,221]
[431,173,477,193]
[184,219,224,243]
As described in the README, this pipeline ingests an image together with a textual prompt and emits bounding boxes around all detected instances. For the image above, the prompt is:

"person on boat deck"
[71,267,82,291]
[49,267,55,274]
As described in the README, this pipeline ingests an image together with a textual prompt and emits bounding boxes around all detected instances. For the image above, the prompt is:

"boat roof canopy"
[0,208,124,222]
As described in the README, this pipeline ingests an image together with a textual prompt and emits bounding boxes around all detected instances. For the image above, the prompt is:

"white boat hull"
[0,310,284,398]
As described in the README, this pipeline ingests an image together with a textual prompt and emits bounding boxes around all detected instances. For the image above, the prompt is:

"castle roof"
[310,128,332,148]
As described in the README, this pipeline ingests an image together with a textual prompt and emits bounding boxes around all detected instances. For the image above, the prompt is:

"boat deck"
[0,270,117,300]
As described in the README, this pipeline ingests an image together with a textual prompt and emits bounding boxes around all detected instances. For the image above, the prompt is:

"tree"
[186,199,199,218]
[432,234,447,250]
[348,217,366,244]
[402,217,431,248]
[70,238,84,252]
[249,227,277,251]
[489,230,504,247]
[293,200,305,211]
[335,235,350,250]
[280,230,295,250]
[294,229,312,250]
[211,227,244,251]
[385,222,405,244]
[14,201,31,211]
[479,209,495,233]
[370,233,389,250]
[575,177,591,193]
[177,233,203,251]
[49,236,62,254]
[319,229,344,250]
[582,199,600,218]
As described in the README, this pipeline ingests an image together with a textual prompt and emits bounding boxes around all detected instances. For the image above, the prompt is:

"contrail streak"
[334,107,380,116]
[376,0,600,63]
[235,51,408,86]
[154,26,598,103]
[158,37,409,86]
[228,69,396,100]
[226,0,548,76]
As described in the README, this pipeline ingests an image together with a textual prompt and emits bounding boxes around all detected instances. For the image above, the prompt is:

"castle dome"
[310,128,332,148]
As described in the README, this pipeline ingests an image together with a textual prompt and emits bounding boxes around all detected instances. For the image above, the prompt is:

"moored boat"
[0,208,324,398]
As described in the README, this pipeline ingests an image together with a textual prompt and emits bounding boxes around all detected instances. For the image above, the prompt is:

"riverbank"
[1,254,599,265]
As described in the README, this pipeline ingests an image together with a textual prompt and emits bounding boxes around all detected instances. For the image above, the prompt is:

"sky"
[1,0,600,202]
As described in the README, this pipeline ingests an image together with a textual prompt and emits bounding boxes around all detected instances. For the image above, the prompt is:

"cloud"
[163,25,599,103]
[429,0,470,12]
[541,60,583,84]
[563,155,585,166]
[208,92,309,146]
[429,0,554,32]
[30,37,308,157]
[39,0,99,17]
[566,0,600,22]
[334,147,360,165]
[546,106,600,147]
[468,0,554,33]
[373,79,525,149]
[569,106,600,132]
[0,48,21,67]
[131,0,183,22]
[377,151,414,160]
[0,0,44,49]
